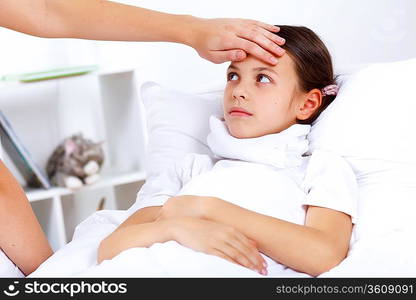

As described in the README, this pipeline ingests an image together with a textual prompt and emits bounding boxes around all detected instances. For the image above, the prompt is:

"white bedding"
[320,229,416,277]
[28,209,416,278]
[29,210,310,278]
[0,249,24,278]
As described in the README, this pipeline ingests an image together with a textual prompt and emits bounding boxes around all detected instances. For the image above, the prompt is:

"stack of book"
[0,111,51,189]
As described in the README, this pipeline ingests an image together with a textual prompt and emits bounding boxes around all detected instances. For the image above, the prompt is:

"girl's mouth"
[229,107,253,117]
[230,111,252,117]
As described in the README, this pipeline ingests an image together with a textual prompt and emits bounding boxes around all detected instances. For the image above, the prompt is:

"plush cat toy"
[46,133,105,190]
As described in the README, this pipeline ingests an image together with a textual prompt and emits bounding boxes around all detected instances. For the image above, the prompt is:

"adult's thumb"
[211,49,247,63]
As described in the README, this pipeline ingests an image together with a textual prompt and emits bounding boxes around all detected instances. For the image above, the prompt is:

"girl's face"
[223,54,313,138]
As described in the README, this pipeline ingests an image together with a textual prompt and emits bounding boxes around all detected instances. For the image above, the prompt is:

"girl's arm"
[0,0,285,65]
[159,196,352,277]
[205,198,351,276]
[97,208,267,274]
[97,205,162,263]
[97,208,167,263]
[0,161,53,276]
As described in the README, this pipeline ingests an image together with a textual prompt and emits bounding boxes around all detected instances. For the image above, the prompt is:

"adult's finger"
[246,23,285,46]
[262,29,286,46]
[239,19,279,33]
[208,49,247,64]
[238,29,285,56]
[251,21,280,33]
[234,37,280,65]
[238,27,286,55]
[241,31,285,58]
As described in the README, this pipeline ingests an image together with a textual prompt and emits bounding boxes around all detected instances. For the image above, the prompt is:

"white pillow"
[309,57,416,162]
[139,81,223,178]
[309,57,416,240]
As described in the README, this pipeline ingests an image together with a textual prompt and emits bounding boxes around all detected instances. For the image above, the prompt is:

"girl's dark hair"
[275,25,337,124]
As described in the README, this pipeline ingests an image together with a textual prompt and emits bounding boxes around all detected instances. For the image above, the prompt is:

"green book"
[1,65,99,83]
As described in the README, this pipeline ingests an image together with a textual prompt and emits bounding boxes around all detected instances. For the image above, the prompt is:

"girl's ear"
[296,88,322,121]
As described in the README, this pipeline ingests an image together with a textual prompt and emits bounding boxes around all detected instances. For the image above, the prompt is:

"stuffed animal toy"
[46,133,105,190]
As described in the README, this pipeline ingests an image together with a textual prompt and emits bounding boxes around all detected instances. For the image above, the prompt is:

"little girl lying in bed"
[94,25,358,277]
[31,25,358,278]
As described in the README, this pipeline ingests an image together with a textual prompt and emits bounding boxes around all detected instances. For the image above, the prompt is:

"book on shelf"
[0,110,51,189]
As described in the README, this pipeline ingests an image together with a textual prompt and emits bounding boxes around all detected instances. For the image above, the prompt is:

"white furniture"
[0,68,147,251]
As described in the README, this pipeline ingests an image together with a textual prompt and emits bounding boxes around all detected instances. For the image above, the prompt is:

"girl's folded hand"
[170,217,267,275]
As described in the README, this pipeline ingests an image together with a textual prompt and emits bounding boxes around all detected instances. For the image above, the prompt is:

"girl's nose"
[233,93,246,101]
[232,85,248,101]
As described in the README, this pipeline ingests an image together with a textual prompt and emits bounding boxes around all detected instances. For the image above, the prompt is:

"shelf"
[1,67,147,251]
[1,65,99,83]
[0,66,135,88]
[26,170,146,202]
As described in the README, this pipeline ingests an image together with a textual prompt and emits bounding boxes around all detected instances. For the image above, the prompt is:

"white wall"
[124,0,416,90]
[1,0,415,92]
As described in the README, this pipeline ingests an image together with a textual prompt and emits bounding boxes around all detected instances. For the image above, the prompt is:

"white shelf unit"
[0,68,148,251]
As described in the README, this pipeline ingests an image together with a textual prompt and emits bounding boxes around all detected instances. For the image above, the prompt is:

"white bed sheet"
[27,209,416,278]
[28,210,307,278]
[0,250,24,278]
[320,229,416,277]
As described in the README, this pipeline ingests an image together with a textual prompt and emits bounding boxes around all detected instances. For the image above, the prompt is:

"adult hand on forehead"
[188,18,286,65]
[0,1,285,65]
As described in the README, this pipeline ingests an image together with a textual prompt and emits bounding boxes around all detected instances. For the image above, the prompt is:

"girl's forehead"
[230,54,294,74]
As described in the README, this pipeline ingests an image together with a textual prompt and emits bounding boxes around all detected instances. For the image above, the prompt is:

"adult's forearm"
[46,0,193,43]
[0,162,52,276]
[0,0,193,44]
[0,197,53,276]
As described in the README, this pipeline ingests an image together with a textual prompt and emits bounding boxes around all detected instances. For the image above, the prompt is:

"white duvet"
[27,208,416,278]
[28,209,309,278]
[25,163,416,278]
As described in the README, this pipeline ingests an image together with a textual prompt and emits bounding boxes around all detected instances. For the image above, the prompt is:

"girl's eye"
[257,74,271,83]
[227,72,239,81]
